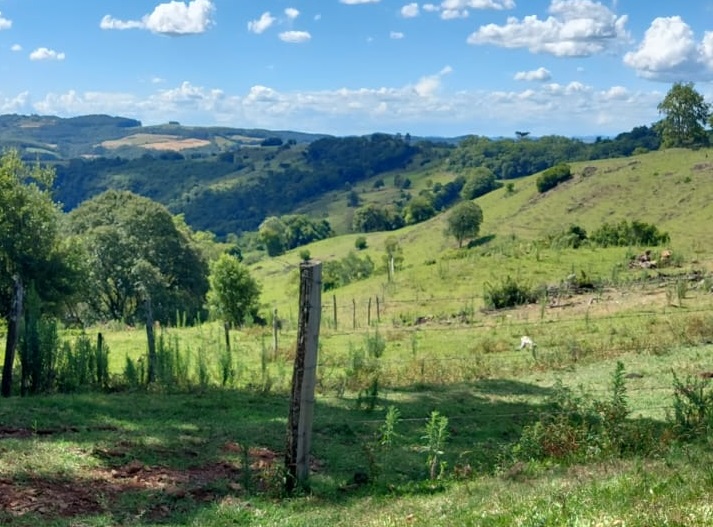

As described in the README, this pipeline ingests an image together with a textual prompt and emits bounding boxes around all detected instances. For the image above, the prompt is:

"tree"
[460,167,501,200]
[207,254,262,327]
[445,201,484,248]
[656,82,711,148]
[0,150,82,396]
[258,216,287,256]
[67,190,209,325]
[404,195,436,225]
[383,237,404,282]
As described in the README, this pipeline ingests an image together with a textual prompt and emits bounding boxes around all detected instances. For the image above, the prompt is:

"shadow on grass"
[0,378,672,525]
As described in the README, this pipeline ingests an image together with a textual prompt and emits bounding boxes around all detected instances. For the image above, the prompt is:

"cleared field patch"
[101,133,211,151]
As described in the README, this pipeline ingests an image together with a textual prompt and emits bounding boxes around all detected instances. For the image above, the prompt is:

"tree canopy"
[445,201,484,248]
[656,82,711,148]
[67,190,209,325]
[207,254,261,326]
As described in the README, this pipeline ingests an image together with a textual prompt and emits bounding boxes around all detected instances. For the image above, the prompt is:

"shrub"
[483,276,539,310]
[589,220,670,247]
[536,163,572,193]
[355,236,368,250]
[671,373,713,439]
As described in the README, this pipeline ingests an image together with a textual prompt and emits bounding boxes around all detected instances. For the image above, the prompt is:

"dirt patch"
[692,163,712,171]
[0,447,281,520]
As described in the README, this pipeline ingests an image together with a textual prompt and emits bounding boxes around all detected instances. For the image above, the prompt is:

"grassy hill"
[252,147,713,317]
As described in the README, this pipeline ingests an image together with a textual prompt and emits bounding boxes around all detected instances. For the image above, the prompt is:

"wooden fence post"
[367,297,372,326]
[272,307,279,357]
[352,298,357,329]
[333,295,337,330]
[376,296,381,323]
[145,297,156,384]
[285,261,322,494]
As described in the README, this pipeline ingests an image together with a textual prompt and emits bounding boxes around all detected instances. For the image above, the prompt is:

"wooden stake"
[285,261,322,493]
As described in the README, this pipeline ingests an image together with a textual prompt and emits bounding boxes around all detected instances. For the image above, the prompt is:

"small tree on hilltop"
[656,82,711,148]
[445,201,483,248]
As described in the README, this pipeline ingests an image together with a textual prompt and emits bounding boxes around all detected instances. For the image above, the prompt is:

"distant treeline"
[51,126,659,238]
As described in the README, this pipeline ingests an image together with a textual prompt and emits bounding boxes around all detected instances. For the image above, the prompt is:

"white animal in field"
[519,336,535,350]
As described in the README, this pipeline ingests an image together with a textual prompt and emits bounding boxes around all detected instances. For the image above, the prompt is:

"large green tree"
[207,254,261,327]
[67,190,209,325]
[445,201,484,248]
[0,150,83,396]
[656,82,711,148]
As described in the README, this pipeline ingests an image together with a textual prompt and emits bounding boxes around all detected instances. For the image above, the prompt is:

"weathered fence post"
[333,295,337,330]
[285,261,322,494]
[272,307,279,356]
[376,296,381,323]
[1,275,23,397]
[145,297,156,384]
[352,298,357,330]
[367,297,372,326]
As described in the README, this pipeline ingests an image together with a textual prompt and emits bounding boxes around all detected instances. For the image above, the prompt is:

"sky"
[0,0,712,138]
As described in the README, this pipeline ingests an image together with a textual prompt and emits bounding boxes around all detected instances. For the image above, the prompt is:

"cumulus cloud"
[468,0,630,57]
[401,3,419,18]
[413,66,453,97]
[248,12,276,34]
[425,0,514,19]
[390,31,405,39]
[285,8,300,20]
[0,92,29,113]
[623,16,713,81]
[100,0,215,36]
[30,48,66,61]
[11,44,22,52]
[0,12,12,30]
[279,31,311,44]
[27,74,666,138]
[514,67,552,81]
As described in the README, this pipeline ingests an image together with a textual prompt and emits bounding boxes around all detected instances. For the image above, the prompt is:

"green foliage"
[322,251,375,291]
[421,411,449,480]
[589,219,670,247]
[383,237,404,280]
[656,82,711,148]
[351,203,405,233]
[671,373,713,439]
[19,285,60,395]
[67,190,209,325]
[460,166,502,200]
[512,363,647,464]
[483,276,539,310]
[445,200,483,248]
[208,254,262,327]
[354,236,368,250]
[403,195,436,225]
[544,224,588,249]
[56,333,110,393]
[536,163,572,193]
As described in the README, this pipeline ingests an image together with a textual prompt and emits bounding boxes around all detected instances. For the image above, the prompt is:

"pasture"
[3,147,713,525]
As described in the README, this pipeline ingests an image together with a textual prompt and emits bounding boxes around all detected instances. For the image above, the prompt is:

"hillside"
[252,147,713,317]
[0,113,330,160]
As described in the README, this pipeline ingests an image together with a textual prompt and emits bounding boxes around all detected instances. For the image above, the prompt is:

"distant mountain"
[0,113,333,160]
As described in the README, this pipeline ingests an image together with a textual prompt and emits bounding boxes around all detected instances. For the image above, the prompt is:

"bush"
[536,163,572,193]
[483,276,539,310]
[355,236,368,250]
[323,251,375,291]
[589,220,670,247]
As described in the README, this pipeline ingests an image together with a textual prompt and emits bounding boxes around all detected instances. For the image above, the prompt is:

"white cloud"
[248,12,276,34]
[390,31,405,39]
[340,0,380,4]
[401,3,420,18]
[100,0,215,36]
[413,66,453,97]
[425,0,514,19]
[0,11,12,30]
[279,31,311,44]
[623,16,713,81]
[468,0,630,57]
[514,67,552,81]
[27,75,666,138]
[11,44,22,52]
[285,8,300,20]
[0,92,29,113]
[29,48,66,61]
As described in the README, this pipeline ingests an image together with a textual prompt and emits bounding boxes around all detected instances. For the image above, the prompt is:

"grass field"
[3,147,713,525]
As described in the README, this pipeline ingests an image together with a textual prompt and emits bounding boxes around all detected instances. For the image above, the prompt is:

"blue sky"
[0,0,712,137]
